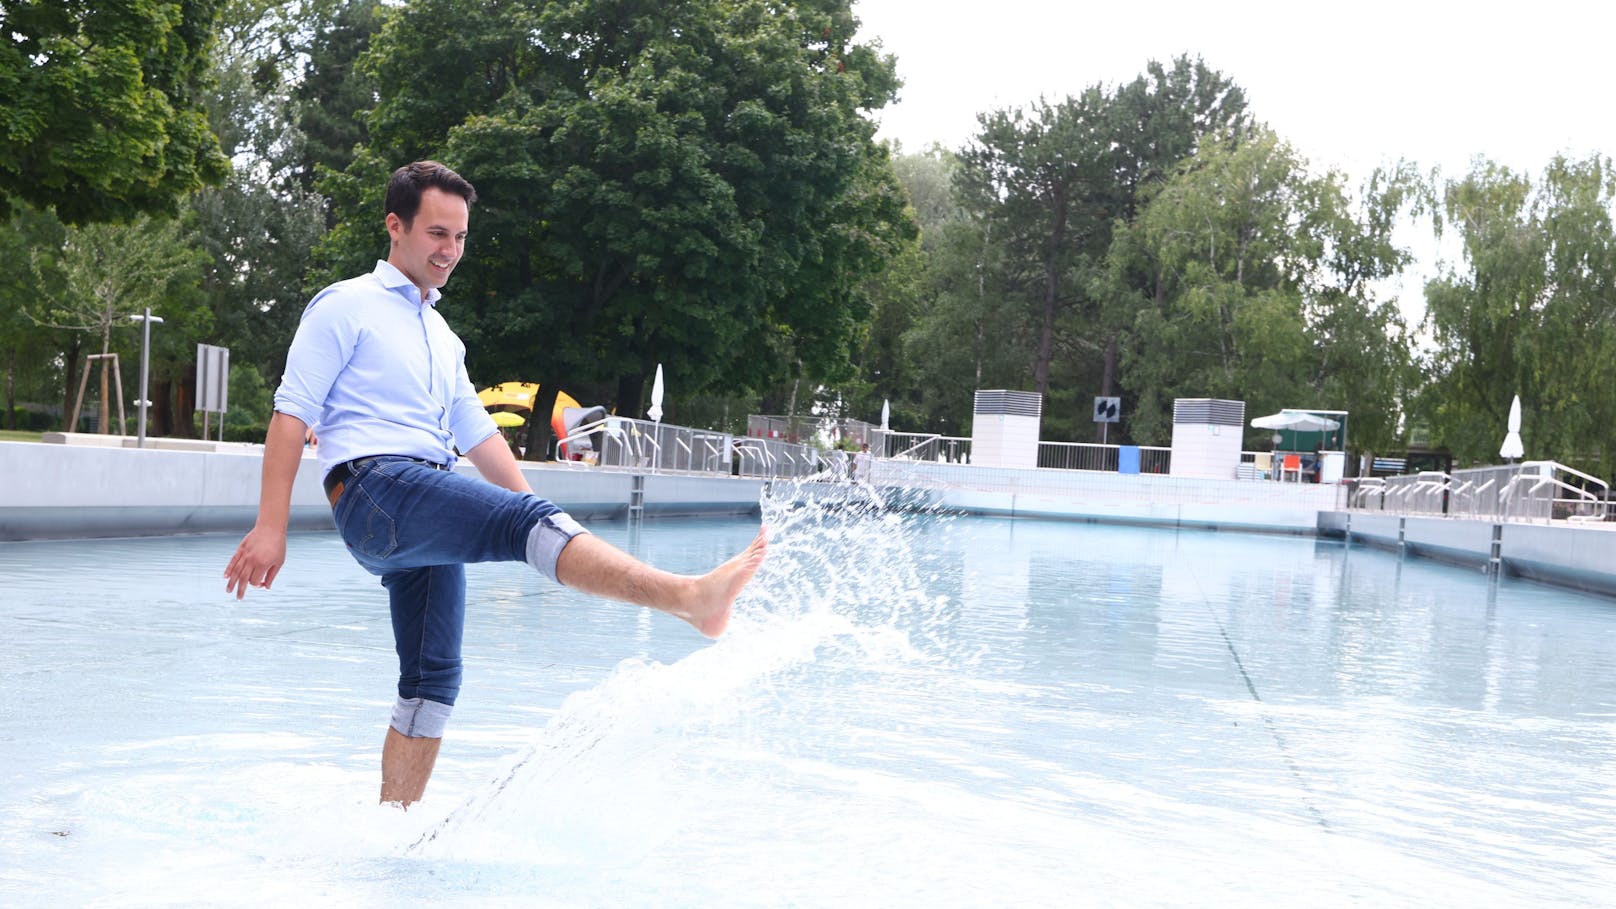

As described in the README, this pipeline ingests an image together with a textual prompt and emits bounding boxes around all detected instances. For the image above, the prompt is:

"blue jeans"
[330,456,573,706]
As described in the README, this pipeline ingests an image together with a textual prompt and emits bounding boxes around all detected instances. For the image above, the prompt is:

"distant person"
[224,161,767,809]
[853,442,872,483]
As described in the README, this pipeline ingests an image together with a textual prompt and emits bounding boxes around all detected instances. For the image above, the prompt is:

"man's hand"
[225,525,287,599]
[224,410,309,599]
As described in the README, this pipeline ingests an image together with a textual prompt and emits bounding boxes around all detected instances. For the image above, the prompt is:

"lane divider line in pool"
[1198,587,1333,832]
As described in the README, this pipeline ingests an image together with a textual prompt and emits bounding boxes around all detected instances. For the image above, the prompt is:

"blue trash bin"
[1118,445,1141,475]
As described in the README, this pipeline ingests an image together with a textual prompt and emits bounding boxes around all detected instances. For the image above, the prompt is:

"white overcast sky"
[854,0,1616,181]
[853,0,1616,320]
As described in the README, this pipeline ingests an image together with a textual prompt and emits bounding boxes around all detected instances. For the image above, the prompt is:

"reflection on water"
[2,481,1614,907]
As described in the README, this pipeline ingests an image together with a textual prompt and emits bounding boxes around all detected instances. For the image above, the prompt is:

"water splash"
[409,478,952,860]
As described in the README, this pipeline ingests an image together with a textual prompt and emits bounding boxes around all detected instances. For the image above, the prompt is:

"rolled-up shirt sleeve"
[273,289,357,427]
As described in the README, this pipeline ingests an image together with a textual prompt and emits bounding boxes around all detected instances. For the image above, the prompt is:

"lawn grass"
[0,430,45,442]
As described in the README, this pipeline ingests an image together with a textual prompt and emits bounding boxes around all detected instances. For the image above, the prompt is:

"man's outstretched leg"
[381,726,441,808]
[553,527,768,637]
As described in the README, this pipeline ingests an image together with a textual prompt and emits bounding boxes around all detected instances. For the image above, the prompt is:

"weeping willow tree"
[1419,154,1616,475]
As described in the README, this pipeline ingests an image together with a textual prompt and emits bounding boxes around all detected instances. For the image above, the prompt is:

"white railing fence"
[1036,441,1173,474]
[872,430,972,464]
[1344,461,1610,523]
[555,412,1473,490]
[554,416,827,480]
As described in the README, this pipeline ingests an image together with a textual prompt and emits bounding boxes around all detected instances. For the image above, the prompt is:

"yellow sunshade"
[477,381,539,411]
[490,411,526,428]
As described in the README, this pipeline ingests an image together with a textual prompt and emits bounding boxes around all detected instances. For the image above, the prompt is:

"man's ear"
[385,212,404,242]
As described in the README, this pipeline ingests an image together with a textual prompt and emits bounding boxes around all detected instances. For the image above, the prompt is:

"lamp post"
[129,308,164,448]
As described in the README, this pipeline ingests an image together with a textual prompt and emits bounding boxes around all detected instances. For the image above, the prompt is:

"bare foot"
[677,527,768,638]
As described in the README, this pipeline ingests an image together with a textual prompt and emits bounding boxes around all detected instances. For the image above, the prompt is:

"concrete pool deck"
[5,438,1616,601]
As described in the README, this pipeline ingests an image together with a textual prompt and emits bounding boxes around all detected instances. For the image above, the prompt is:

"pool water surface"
[2,484,1613,907]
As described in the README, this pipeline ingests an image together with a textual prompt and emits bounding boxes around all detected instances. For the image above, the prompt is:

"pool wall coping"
[1318,510,1616,599]
[8,439,1616,602]
[0,440,763,541]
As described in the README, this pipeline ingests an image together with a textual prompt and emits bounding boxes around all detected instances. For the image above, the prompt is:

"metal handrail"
[1525,459,1610,498]
[1350,477,1385,509]
[699,436,727,470]
[732,441,776,478]
[554,417,630,466]
[893,433,942,460]
[1500,473,1604,524]
[1410,471,1451,515]
[1458,478,1496,520]
[631,424,663,468]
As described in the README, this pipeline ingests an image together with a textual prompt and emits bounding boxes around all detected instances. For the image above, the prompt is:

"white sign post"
[196,344,230,442]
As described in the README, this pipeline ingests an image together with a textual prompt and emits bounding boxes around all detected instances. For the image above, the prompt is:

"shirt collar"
[371,259,442,308]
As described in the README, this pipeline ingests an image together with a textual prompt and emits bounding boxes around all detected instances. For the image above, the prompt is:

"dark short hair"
[385,161,477,226]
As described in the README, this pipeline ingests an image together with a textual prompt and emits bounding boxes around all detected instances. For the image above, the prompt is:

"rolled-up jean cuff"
[525,512,589,583]
[391,696,453,739]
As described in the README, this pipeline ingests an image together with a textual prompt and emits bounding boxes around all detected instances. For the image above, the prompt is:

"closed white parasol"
[1500,394,1524,461]
[648,363,665,424]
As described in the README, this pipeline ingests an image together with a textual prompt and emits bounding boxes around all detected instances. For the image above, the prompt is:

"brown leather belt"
[322,456,446,508]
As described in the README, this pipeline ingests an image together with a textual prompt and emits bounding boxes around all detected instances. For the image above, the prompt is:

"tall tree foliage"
[830,147,969,433]
[182,0,332,434]
[902,215,1024,433]
[874,147,1024,433]
[1120,129,1415,449]
[0,0,230,222]
[955,88,1116,399]
[0,202,69,426]
[1,0,331,438]
[317,0,912,456]
[290,0,383,197]
[1420,155,1616,473]
[1096,60,1250,409]
[953,57,1247,439]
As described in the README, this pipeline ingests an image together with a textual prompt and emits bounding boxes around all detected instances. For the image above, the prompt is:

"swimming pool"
[2,483,1612,907]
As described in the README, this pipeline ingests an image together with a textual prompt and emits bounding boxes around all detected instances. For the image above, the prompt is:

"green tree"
[826,146,967,434]
[0,0,230,222]
[902,215,1025,435]
[0,202,70,427]
[1419,155,1616,473]
[867,146,1026,436]
[318,0,912,456]
[834,227,925,429]
[1120,129,1414,450]
[188,178,325,405]
[956,88,1116,401]
[290,0,383,198]
[955,57,1248,440]
[190,0,330,383]
[25,216,209,433]
[890,143,966,238]
[1094,59,1250,419]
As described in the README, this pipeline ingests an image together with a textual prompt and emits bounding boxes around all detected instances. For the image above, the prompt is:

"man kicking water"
[223,161,767,808]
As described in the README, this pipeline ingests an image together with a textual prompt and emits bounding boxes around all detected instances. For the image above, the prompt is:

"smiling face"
[386,186,469,299]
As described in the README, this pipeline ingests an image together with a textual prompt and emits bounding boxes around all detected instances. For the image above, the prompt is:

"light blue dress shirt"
[274,260,498,478]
